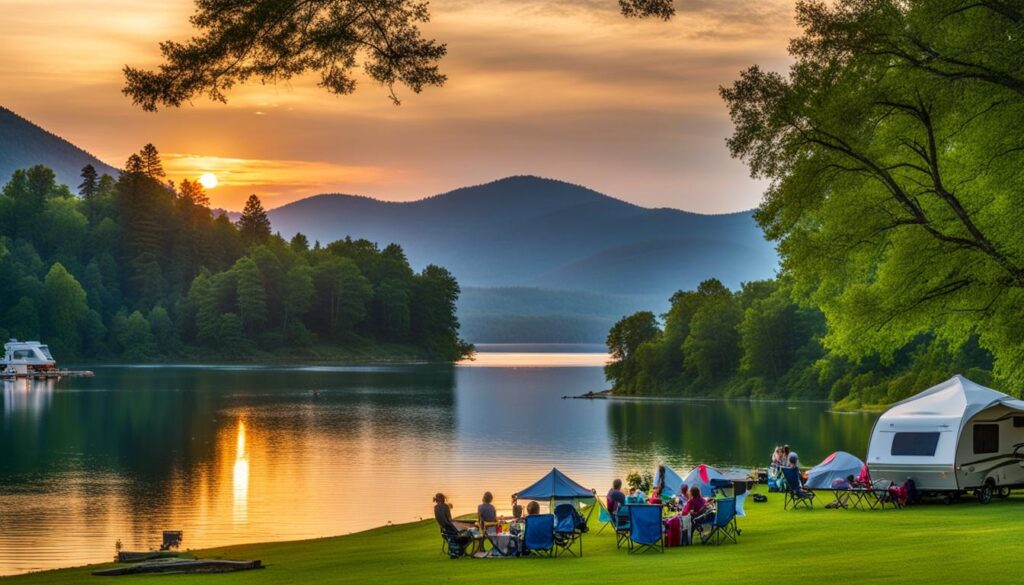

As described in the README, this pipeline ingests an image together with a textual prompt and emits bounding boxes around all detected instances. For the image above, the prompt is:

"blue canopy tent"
[515,468,596,521]
[653,465,685,498]
[805,451,865,489]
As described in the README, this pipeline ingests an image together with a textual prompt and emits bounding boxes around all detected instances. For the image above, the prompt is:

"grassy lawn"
[6,489,1022,584]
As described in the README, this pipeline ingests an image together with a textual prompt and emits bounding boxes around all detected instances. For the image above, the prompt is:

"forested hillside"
[605,278,994,409]
[0,146,471,362]
[0,107,119,191]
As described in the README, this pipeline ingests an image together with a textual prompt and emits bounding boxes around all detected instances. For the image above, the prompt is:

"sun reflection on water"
[233,421,249,524]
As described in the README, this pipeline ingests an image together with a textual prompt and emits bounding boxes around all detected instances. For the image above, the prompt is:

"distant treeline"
[605,278,993,409]
[0,145,472,362]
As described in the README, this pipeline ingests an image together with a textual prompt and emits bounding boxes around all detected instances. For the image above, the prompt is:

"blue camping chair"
[596,498,616,535]
[626,505,664,553]
[553,503,584,557]
[781,466,815,510]
[613,504,631,549]
[700,497,739,545]
[522,514,555,557]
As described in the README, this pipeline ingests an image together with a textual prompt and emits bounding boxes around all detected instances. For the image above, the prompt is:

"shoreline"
[567,389,886,413]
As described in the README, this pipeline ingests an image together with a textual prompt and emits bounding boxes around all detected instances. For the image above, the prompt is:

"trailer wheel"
[996,487,1011,499]
[977,483,993,505]
[941,493,954,505]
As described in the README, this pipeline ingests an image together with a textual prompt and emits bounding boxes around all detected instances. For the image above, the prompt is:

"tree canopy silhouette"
[123,0,676,111]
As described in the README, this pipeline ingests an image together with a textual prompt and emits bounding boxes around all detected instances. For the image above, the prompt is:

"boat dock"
[1,369,94,380]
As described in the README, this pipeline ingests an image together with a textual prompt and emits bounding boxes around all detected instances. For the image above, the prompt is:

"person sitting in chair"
[434,493,472,552]
[680,485,708,521]
[478,492,498,533]
[526,501,541,516]
[648,485,663,506]
[607,478,626,515]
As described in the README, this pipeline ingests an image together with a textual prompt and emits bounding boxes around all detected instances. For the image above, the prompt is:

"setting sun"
[198,172,218,189]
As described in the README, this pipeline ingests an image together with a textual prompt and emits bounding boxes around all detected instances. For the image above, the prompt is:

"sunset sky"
[0,0,797,212]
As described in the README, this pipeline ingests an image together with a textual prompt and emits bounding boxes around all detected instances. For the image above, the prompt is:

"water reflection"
[0,358,879,576]
[2,378,55,420]
[605,399,877,472]
[233,421,249,524]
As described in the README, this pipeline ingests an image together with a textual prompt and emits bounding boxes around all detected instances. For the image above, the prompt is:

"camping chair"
[553,503,584,557]
[595,498,617,535]
[710,478,733,498]
[700,497,739,545]
[613,504,632,549]
[626,505,664,553]
[521,514,555,557]
[869,480,903,510]
[781,466,815,510]
[439,527,468,559]
[734,482,748,529]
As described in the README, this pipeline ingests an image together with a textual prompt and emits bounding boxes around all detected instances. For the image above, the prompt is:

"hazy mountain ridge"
[0,107,778,342]
[0,107,119,188]
[268,175,778,295]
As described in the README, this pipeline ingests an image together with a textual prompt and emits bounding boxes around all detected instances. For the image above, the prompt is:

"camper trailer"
[866,375,1024,503]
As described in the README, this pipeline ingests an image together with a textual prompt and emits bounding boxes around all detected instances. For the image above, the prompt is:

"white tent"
[867,375,1024,500]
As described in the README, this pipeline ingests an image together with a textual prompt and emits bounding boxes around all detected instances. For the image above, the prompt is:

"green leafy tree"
[5,297,40,341]
[605,311,662,391]
[411,265,471,359]
[233,256,267,334]
[682,279,742,386]
[43,262,88,356]
[721,0,1024,388]
[118,310,157,360]
[147,305,178,354]
[313,256,373,338]
[283,263,314,340]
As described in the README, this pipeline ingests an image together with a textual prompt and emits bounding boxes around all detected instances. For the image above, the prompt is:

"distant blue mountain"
[268,176,778,295]
[0,107,119,188]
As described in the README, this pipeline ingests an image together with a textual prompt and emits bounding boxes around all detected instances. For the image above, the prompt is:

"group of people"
[433,491,544,553]
[606,474,711,526]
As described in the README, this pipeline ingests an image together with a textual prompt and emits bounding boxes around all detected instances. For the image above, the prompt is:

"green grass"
[6,490,1022,584]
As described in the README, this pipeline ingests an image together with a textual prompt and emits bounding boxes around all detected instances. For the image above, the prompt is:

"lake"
[0,344,878,575]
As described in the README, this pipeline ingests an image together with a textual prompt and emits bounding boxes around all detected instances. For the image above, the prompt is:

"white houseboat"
[2,339,57,376]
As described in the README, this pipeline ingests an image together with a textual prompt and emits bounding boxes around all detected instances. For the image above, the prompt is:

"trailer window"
[973,424,999,454]
[1014,417,1024,428]
[891,432,940,456]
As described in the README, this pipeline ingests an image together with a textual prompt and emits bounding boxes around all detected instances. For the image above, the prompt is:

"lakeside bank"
[7,489,1022,584]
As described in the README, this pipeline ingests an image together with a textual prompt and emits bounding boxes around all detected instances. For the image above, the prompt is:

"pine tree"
[178,178,210,207]
[79,164,98,199]
[290,232,309,253]
[139,143,165,178]
[238,194,271,246]
[124,154,145,175]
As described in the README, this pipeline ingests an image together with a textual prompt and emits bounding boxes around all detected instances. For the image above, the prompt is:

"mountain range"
[0,105,778,342]
[267,177,777,295]
[0,107,118,189]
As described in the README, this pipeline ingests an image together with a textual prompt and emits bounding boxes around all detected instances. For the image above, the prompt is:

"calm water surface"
[0,345,878,575]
